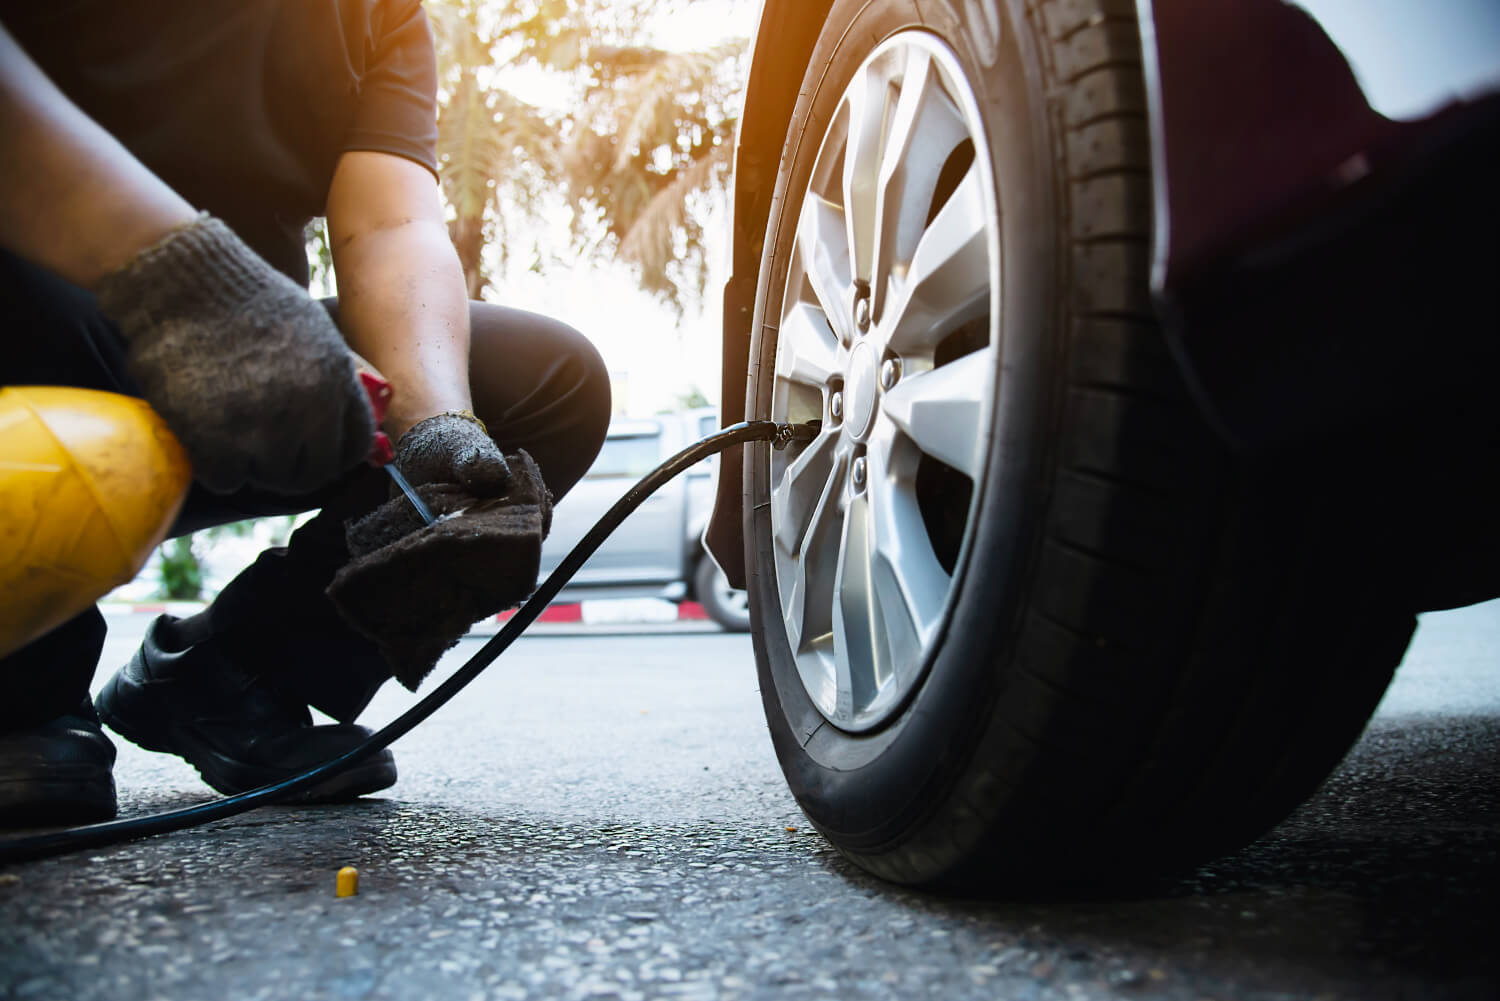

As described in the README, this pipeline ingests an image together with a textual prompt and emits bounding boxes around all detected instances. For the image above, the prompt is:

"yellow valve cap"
[336,866,359,897]
[0,386,191,659]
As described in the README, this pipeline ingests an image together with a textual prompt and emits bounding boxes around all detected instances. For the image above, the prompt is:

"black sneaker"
[0,700,117,826]
[95,616,396,802]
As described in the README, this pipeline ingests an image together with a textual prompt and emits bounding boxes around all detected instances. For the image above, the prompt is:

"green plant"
[674,386,710,410]
[157,536,203,601]
[154,518,274,601]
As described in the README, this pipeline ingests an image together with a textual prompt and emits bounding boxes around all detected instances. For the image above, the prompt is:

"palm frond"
[602,43,744,173]
[427,1,746,309]
[617,144,730,306]
[437,64,561,296]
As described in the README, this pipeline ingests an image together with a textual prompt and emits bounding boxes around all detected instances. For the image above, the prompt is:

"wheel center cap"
[844,342,878,439]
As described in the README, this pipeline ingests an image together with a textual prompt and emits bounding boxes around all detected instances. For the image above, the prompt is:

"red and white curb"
[498,599,711,626]
[100,601,208,619]
[100,599,713,628]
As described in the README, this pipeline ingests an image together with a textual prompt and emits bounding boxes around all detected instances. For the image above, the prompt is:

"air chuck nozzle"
[773,421,821,450]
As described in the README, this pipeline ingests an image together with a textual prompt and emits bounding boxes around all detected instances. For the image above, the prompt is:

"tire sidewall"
[745,0,1063,855]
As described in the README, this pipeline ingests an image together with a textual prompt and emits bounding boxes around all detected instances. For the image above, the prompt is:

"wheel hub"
[843,342,879,441]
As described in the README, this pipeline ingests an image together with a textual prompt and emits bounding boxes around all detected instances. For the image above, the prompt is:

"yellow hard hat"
[0,386,191,658]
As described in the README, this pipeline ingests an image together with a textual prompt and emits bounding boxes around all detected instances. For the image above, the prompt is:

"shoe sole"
[97,672,397,804]
[0,767,116,826]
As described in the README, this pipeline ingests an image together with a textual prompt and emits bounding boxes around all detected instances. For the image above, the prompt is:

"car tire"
[693,555,752,632]
[742,0,1415,888]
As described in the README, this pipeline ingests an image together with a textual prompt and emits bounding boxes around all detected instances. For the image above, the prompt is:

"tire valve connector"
[774,421,820,451]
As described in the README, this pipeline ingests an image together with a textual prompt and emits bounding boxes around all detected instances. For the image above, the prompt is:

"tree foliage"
[428,1,565,297]
[566,39,742,308]
[426,0,746,310]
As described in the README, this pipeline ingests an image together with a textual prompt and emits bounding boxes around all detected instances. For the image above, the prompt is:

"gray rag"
[326,449,553,690]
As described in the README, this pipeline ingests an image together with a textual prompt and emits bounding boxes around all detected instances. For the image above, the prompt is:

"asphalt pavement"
[1,600,1497,1001]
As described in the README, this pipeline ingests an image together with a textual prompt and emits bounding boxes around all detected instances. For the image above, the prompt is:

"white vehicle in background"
[537,408,750,631]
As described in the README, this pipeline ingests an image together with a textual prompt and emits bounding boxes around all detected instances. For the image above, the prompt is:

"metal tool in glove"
[357,369,436,527]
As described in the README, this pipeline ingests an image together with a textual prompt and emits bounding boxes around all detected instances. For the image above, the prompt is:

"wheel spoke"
[772,430,838,556]
[795,196,854,342]
[865,429,950,676]
[874,51,970,322]
[832,490,881,721]
[871,49,932,311]
[841,61,888,286]
[879,345,993,481]
[777,303,842,389]
[884,165,991,356]
[781,452,844,659]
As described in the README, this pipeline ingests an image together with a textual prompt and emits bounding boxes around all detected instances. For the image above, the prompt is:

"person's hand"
[393,412,510,496]
[95,216,375,495]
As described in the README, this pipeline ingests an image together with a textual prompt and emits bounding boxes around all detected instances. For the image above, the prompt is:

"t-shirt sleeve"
[343,0,440,178]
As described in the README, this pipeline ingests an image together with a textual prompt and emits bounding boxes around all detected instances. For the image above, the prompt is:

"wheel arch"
[706,0,836,589]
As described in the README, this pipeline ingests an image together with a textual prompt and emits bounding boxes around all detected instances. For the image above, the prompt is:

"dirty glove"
[394,412,510,496]
[96,215,374,495]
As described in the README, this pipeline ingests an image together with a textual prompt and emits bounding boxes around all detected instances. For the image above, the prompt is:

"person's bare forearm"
[326,151,474,440]
[0,25,195,287]
[330,217,472,439]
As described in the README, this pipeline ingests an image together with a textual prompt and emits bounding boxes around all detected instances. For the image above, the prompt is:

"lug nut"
[854,297,870,333]
[830,391,844,422]
[880,358,900,390]
[852,456,867,490]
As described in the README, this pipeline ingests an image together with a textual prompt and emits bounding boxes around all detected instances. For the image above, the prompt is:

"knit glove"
[96,215,374,495]
[394,412,510,496]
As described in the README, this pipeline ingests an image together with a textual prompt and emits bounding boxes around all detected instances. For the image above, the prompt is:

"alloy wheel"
[768,30,1001,732]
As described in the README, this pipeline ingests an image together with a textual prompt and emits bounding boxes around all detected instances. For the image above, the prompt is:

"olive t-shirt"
[2,0,441,285]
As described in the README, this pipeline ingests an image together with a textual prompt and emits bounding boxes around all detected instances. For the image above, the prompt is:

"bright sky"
[1291,0,1500,120]
[647,0,760,51]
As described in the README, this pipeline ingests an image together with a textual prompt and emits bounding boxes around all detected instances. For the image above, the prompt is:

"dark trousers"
[0,249,611,730]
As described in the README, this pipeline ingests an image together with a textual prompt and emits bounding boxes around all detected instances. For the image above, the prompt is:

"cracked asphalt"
[1,600,1496,1001]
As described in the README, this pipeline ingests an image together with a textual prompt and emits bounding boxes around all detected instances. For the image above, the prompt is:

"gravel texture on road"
[1,605,1497,1001]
